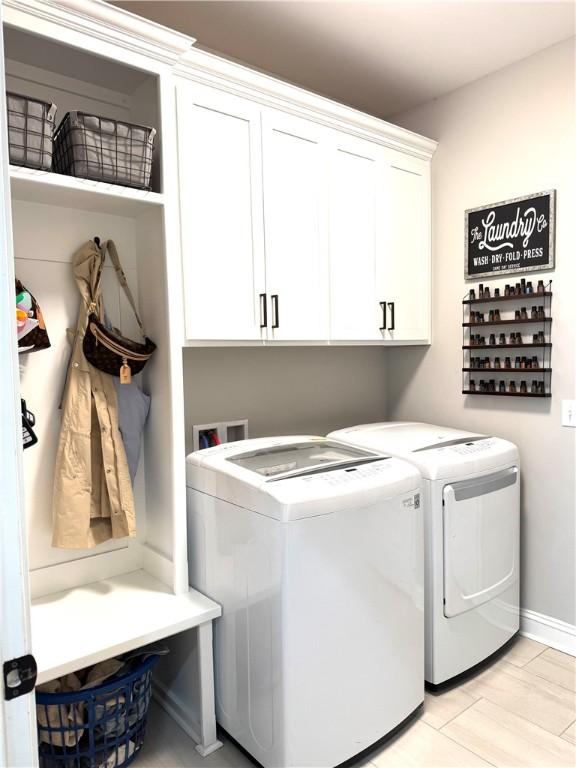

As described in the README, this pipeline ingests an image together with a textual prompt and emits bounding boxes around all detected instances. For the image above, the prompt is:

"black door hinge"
[3,654,37,700]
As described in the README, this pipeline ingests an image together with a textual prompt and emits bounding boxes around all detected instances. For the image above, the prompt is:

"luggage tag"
[21,399,38,449]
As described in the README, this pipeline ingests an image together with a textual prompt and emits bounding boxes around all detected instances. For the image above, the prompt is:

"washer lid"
[186,436,420,520]
[226,440,377,479]
[329,422,519,480]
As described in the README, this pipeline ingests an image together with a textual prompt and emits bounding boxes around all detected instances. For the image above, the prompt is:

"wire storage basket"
[53,112,156,190]
[6,92,57,170]
[36,655,158,768]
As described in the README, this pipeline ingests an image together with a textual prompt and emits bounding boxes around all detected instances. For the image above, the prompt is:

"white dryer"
[186,436,424,768]
[329,423,520,688]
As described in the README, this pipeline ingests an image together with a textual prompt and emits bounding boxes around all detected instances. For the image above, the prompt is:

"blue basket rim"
[36,654,158,705]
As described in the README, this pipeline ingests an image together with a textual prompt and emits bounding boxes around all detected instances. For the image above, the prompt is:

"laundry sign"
[465,190,555,279]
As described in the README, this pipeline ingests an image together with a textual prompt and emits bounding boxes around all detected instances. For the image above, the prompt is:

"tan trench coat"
[52,240,136,548]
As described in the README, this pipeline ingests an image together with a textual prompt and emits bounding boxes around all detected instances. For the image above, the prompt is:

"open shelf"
[10,166,164,217]
[463,292,552,305]
[462,390,551,398]
[463,318,552,327]
[31,570,221,685]
[462,368,552,373]
[463,343,552,350]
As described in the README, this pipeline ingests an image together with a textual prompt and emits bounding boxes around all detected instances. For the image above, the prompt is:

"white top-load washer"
[186,436,424,768]
[329,423,520,688]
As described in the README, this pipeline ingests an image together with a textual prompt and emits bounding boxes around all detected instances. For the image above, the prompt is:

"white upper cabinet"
[177,82,266,341]
[261,110,330,341]
[378,154,431,343]
[328,134,382,341]
[176,73,434,346]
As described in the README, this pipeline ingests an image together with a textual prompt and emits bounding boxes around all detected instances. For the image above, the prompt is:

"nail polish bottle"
[509,381,517,393]
[505,356,512,368]
[532,356,539,368]
[531,380,538,394]
[469,380,476,392]
[515,283,521,295]
[521,278,526,294]
[533,333,539,344]
[538,306,545,319]
[515,310,521,320]
[531,306,538,320]
[481,336,486,345]
[489,334,496,346]
[520,380,527,394]
[520,307,528,320]
[499,381,506,393]
[494,309,501,321]
[510,332,516,345]
[526,358,532,369]
[537,280,545,294]
[494,357,501,368]
[520,356,527,369]
[517,333,523,344]
[479,379,485,392]
[539,381,545,395]
[515,356,521,368]
[499,333,506,345]
[469,288,476,300]
[485,356,491,368]
[479,284,484,298]
[484,287,490,298]
[494,288,500,298]
[504,284,511,296]
[489,310,494,322]
[527,281,533,294]
[538,330,545,344]
[489,379,496,392]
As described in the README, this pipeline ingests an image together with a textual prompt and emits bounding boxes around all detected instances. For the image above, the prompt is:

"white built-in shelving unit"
[1,1,221,761]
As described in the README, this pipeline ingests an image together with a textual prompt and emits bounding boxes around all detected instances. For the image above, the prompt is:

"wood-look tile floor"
[140,638,576,768]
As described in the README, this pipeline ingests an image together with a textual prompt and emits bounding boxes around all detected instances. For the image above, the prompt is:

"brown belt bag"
[83,239,156,384]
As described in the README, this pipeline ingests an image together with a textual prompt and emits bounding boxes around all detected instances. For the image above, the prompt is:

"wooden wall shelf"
[463,292,552,305]
[462,281,552,397]
[463,318,552,327]
[462,343,552,350]
[462,390,551,398]
[462,368,552,373]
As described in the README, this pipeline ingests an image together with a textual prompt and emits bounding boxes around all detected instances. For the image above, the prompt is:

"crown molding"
[3,0,195,66]
[176,48,437,160]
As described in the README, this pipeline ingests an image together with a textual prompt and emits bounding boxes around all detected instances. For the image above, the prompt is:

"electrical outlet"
[561,400,576,427]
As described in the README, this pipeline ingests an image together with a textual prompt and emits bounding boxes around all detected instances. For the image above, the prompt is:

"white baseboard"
[153,678,223,756]
[520,608,576,656]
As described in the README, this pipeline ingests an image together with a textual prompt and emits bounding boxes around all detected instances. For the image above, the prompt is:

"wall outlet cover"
[561,400,576,427]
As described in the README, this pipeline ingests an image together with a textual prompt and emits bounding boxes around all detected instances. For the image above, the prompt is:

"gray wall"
[182,346,388,453]
[387,38,576,624]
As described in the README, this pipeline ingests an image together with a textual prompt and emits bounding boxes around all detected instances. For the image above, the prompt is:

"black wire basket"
[6,92,57,170]
[53,111,156,190]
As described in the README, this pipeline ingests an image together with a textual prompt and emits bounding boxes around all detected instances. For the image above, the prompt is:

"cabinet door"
[0,16,39,764]
[177,82,266,341]
[262,110,329,341]
[378,155,431,343]
[328,134,383,341]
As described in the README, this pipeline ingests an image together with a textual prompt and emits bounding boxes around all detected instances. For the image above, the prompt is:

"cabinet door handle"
[271,294,280,329]
[388,302,395,331]
[379,301,387,332]
[259,293,268,328]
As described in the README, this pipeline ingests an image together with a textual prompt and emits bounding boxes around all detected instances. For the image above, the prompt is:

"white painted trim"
[520,608,576,657]
[176,49,437,161]
[29,544,144,599]
[153,678,202,747]
[3,0,195,65]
